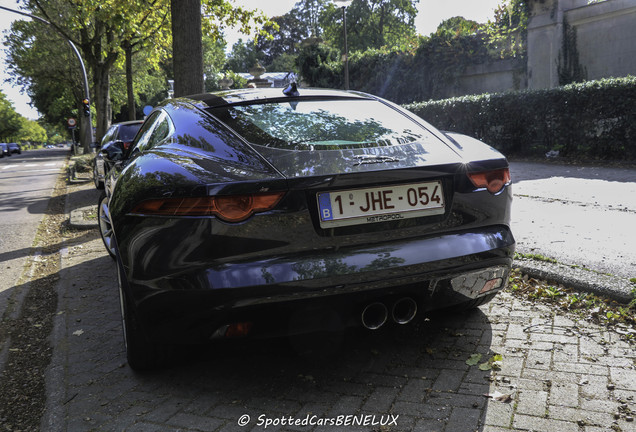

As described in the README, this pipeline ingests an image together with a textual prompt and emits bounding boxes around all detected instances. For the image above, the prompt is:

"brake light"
[130,192,285,222]
[468,168,511,194]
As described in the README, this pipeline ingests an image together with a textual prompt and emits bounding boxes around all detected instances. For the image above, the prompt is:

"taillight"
[468,168,511,194]
[130,192,285,222]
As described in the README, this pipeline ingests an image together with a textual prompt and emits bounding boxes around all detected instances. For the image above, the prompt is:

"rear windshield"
[208,99,427,150]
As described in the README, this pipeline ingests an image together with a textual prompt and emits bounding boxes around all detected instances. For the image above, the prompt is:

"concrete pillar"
[527,0,590,89]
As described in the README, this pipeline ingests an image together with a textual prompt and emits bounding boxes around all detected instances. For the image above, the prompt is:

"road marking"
[1,163,59,170]
[0,168,60,174]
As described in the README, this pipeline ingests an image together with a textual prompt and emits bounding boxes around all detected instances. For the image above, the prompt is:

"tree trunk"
[125,42,136,120]
[93,65,112,149]
[171,0,204,97]
[78,101,90,154]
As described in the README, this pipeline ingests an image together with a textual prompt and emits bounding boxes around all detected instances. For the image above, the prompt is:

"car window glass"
[101,127,116,145]
[130,111,162,153]
[145,114,173,149]
[208,99,427,150]
[118,124,142,142]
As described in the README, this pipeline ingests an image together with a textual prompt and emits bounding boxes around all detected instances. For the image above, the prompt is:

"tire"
[117,264,162,371]
[98,192,116,259]
[93,161,104,189]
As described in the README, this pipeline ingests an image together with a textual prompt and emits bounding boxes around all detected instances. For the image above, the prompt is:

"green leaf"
[466,353,482,366]
[479,362,492,371]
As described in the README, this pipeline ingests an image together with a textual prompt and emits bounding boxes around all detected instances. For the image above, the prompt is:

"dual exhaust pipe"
[361,297,418,330]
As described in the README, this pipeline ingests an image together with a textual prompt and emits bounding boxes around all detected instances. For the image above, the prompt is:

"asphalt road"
[0,147,68,304]
[510,161,636,280]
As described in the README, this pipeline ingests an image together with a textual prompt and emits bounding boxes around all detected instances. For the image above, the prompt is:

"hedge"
[404,76,636,161]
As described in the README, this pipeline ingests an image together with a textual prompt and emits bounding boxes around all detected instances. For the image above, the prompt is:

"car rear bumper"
[122,225,515,343]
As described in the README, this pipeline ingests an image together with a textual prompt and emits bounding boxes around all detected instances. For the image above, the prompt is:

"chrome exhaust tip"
[361,302,388,330]
[391,297,418,325]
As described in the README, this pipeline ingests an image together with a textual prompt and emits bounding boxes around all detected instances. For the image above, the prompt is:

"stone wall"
[455,0,636,95]
[455,59,527,96]
[527,0,636,89]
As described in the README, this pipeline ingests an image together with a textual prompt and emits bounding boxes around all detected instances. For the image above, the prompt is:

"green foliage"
[296,42,341,88]
[268,53,300,74]
[297,2,528,101]
[0,91,23,139]
[405,76,636,160]
[482,0,529,59]
[319,0,418,52]
[253,13,307,69]
[4,19,80,127]
[225,38,262,73]
[14,118,48,143]
[0,91,49,144]
[228,0,419,75]
[557,18,586,85]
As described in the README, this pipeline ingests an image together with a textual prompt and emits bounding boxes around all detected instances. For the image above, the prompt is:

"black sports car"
[99,87,514,370]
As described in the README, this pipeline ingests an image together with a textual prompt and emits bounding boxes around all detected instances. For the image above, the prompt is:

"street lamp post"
[333,0,352,90]
[0,5,95,149]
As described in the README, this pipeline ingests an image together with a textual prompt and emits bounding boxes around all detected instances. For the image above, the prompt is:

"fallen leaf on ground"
[485,391,513,403]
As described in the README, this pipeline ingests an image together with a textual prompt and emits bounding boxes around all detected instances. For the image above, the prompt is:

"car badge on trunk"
[352,155,401,166]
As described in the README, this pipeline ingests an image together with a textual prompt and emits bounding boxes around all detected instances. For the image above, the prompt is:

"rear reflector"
[480,277,503,294]
[130,192,285,222]
[225,322,253,338]
[468,168,511,194]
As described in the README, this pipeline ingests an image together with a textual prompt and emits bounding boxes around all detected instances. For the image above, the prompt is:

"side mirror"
[101,140,126,162]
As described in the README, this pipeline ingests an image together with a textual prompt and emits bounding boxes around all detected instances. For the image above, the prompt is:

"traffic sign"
[67,118,77,128]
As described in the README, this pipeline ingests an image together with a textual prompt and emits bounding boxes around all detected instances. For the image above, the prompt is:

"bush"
[405,76,636,160]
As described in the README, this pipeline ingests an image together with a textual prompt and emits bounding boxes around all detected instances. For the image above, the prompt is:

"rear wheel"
[93,162,104,189]
[98,193,116,259]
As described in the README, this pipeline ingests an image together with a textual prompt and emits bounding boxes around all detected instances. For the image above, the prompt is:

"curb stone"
[69,205,98,229]
[514,258,634,304]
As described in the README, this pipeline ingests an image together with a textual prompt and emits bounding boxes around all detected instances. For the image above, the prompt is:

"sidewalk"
[43,170,636,431]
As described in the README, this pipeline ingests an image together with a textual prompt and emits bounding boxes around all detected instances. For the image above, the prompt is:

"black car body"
[7,143,21,154]
[100,88,514,370]
[93,120,143,188]
[0,143,9,158]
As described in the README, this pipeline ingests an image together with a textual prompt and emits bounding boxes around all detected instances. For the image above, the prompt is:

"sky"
[0,0,502,120]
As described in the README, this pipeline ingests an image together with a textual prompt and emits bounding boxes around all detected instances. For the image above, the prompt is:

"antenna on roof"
[283,82,299,97]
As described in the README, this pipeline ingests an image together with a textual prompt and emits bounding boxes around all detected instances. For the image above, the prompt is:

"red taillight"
[130,192,285,222]
[468,168,511,194]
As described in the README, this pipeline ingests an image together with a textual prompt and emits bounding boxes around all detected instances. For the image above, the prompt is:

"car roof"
[184,88,374,109]
[113,120,144,127]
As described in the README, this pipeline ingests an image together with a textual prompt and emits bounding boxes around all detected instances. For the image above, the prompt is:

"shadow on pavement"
[48,244,496,432]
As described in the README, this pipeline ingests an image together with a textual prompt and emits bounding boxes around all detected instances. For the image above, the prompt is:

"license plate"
[317,181,445,228]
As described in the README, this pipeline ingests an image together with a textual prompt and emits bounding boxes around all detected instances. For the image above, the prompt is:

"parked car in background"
[7,143,21,154]
[98,87,515,370]
[93,120,143,189]
[0,143,10,158]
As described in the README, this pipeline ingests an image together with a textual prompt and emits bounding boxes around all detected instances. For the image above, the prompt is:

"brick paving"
[43,181,636,432]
